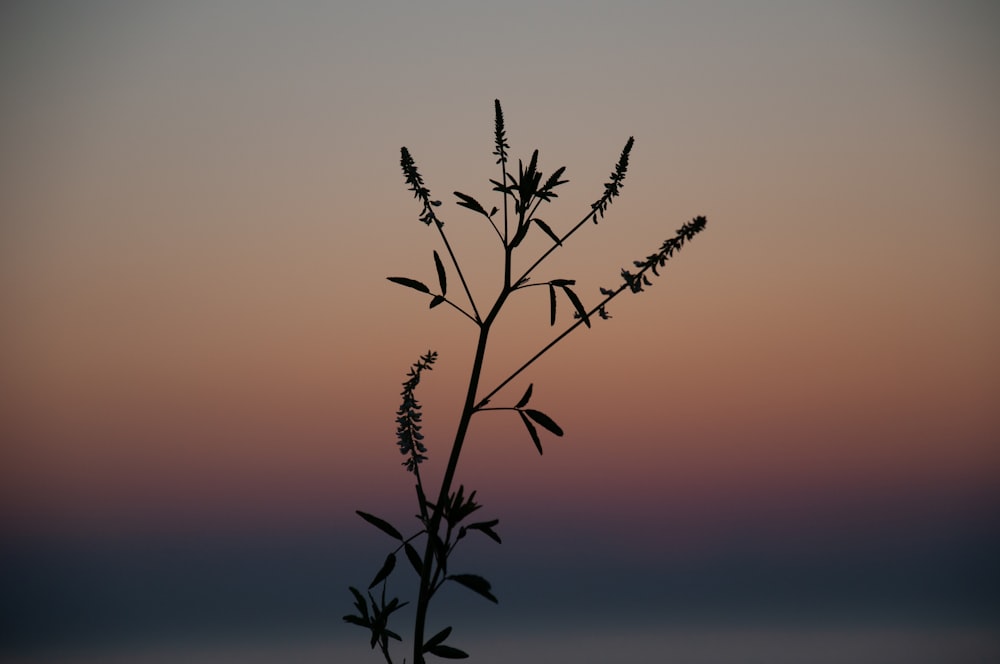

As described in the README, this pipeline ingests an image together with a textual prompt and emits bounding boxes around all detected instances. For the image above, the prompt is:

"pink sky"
[2,3,997,547]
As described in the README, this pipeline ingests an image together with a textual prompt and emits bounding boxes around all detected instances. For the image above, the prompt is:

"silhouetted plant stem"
[483,215,707,407]
[411,361,479,662]
[413,250,514,662]
[494,98,511,246]
[400,146,482,323]
[501,156,510,246]
[440,297,478,325]
[515,206,599,286]
[377,637,392,664]
[433,220,482,323]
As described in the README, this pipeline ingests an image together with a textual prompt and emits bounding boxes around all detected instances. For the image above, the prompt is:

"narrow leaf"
[548,284,556,326]
[423,626,453,651]
[549,278,576,287]
[525,409,564,437]
[343,614,370,627]
[467,519,502,544]
[429,295,446,309]
[349,586,367,611]
[515,383,533,408]
[430,532,448,570]
[524,150,539,191]
[519,411,543,455]
[561,286,590,328]
[356,511,403,540]
[453,191,488,217]
[387,276,430,294]
[433,250,447,295]
[368,552,397,589]
[427,644,469,659]
[404,542,424,575]
[448,574,498,603]
[510,218,530,248]
[539,166,568,198]
[534,218,562,245]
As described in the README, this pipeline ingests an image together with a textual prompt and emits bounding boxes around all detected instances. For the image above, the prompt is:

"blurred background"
[2,1,998,662]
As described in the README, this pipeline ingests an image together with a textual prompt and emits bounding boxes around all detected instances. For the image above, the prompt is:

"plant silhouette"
[344,100,708,662]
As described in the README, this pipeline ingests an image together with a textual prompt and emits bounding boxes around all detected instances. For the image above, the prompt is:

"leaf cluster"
[510,383,563,455]
[422,486,502,586]
[490,149,569,248]
[348,483,501,661]
[344,585,408,655]
[545,278,590,328]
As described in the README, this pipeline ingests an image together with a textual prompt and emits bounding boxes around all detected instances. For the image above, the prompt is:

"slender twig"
[400,147,483,324]
[495,99,511,248]
[475,296,595,410]
[485,214,504,245]
[478,215,706,408]
[437,296,477,324]
[515,137,633,285]
[378,635,393,664]
[432,221,482,324]
[502,172,510,248]
[515,207,599,286]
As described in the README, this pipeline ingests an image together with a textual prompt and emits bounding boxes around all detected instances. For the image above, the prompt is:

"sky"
[1,1,999,662]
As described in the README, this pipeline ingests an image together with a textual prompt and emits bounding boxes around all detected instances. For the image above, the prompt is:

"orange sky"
[1,2,998,541]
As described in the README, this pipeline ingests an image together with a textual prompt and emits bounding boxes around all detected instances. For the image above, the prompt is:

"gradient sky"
[2,1,998,661]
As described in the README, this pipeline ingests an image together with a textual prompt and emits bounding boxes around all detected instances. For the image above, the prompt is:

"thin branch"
[486,214,504,245]
[438,296,478,324]
[515,137,633,285]
[475,302,596,410]
[401,147,483,323]
[433,222,482,324]
[494,99,511,247]
[514,207,599,286]
[477,215,706,408]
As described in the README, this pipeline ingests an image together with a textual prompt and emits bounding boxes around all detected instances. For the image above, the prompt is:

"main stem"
[412,256,511,664]
[413,143,515,663]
